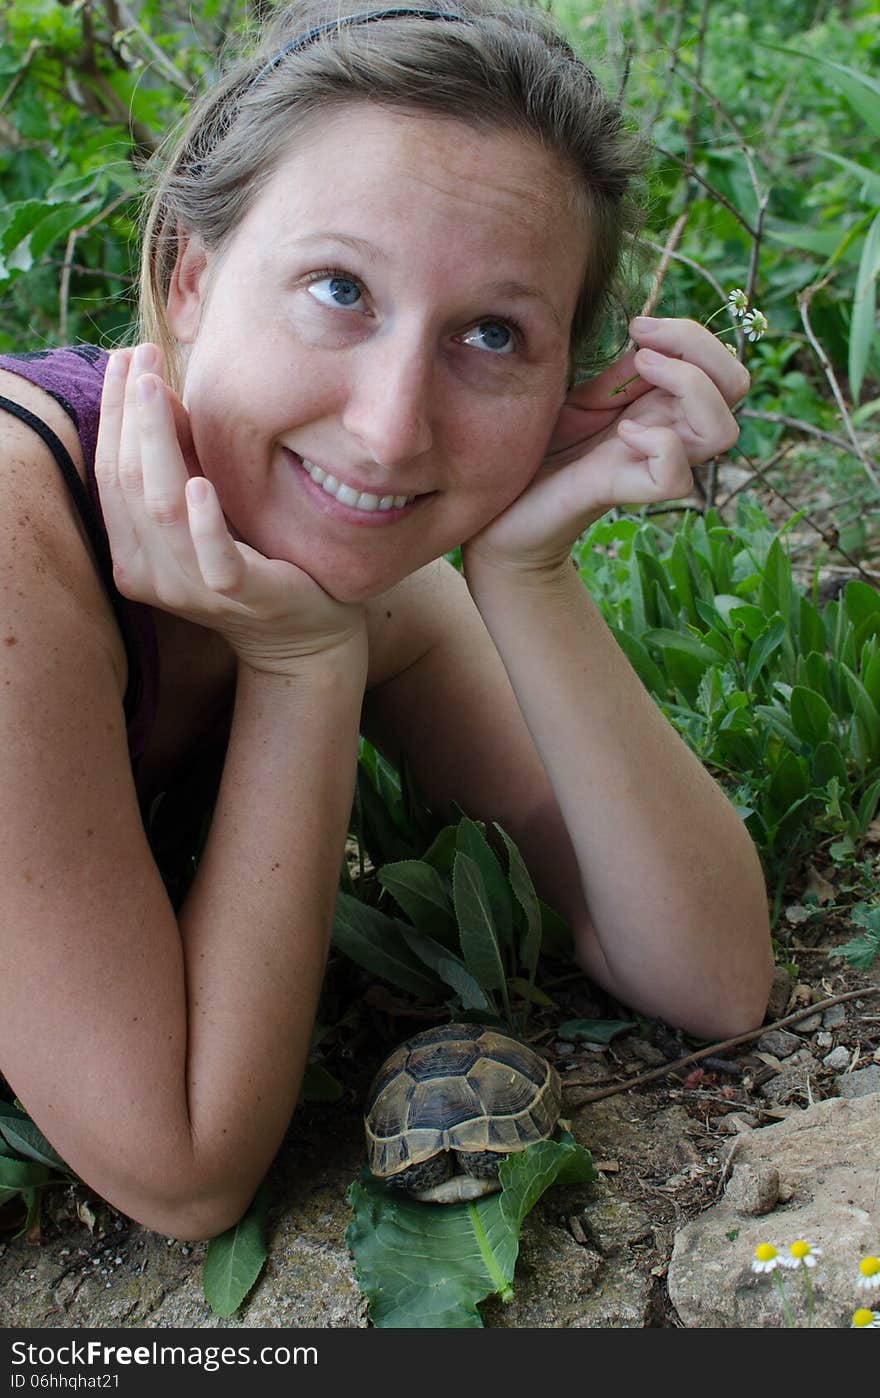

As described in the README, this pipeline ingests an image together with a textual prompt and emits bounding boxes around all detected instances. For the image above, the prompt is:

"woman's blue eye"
[308,275,362,309]
[462,321,515,355]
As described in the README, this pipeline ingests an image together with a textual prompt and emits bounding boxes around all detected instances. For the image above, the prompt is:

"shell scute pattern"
[365,1023,562,1186]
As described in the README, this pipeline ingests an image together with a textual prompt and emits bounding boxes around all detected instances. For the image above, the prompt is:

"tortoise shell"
[364,1023,562,1187]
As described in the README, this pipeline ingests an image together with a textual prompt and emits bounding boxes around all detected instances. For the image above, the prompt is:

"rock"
[822,1004,847,1030]
[822,1046,851,1071]
[757,1030,801,1059]
[628,1040,667,1066]
[816,1031,833,1049]
[835,1065,880,1099]
[667,1094,880,1328]
[766,968,793,1020]
[758,1053,822,1104]
[792,1012,822,1033]
[723,1164,779,1216]
[719,1112,758,1135]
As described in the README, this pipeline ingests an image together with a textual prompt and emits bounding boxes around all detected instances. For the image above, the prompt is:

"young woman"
[0,2,773,1240]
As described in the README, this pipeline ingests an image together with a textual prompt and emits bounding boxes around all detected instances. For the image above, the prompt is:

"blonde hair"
[139,0,644,384]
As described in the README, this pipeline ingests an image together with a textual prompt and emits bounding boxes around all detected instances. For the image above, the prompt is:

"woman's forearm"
[174,644,366,1224]
[466,557,773,1039]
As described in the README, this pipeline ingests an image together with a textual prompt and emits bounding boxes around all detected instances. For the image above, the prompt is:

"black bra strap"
[0,394,141,716]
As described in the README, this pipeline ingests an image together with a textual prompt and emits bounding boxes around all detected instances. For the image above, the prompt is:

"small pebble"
[554,1041,575,1057]
[822,1045,851,1071]
[822,1004,847,1030]
[792,1012,822,1033]
[815,1030,833,1049]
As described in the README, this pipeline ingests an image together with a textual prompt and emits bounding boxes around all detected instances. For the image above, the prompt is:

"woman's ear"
[166,226,209,343]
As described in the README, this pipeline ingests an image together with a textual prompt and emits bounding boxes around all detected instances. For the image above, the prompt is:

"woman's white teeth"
[302,459,413,512]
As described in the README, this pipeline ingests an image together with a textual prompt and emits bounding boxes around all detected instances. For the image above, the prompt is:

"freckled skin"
[168,106,587,604]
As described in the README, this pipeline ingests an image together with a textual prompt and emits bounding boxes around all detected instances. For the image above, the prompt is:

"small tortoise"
[364,1022,562,1203]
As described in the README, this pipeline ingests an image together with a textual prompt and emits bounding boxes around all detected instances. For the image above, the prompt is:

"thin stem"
[773,1268,796,1328]
[798,281,880,496]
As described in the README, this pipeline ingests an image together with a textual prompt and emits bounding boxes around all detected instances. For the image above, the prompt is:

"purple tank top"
[0,347,159,764]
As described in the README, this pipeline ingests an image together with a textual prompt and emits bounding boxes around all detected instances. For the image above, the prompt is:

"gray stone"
[835,1065,880,1099]
[816,1031,833,1049]
[822,1046,851,1071]
[758,1054,822,1104]
[792,1012,823,1033]
[724,1164,779,1216]
[822,1005,847,1030]
[667,1094,880,1328]
[757,1030,801,1059]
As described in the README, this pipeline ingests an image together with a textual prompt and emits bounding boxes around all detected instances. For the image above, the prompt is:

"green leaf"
[452,852,506,993]
[455,818,513,946]
[746,618,788,691]
[493,824,542,978]
[850,211,880,402]
[789,686,832,747]
[755,45,880,136]
[400,928,492,1011]
[377,859,456,941]
[202,1181,270,1317]
[822,151,880,204]
[0,1155,50,1205]
[556,1018,636,1044]
[346,1135,597,1327]
[332,893,443,1000]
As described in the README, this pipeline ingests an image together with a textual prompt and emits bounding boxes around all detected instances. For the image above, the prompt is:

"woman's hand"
[95,345,366,675]
[462,317,750,578]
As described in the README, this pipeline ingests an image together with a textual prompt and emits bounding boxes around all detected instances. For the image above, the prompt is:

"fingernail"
[132,344,155,372]
[631,316,658,332]
[187,477,209,505]
[107,349,129,378]
[636,347,662,363]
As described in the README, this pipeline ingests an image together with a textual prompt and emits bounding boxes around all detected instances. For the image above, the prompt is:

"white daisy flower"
[728,288,749,315]
[780,1239,822,1269]
[857,1255,880,1291]
[742,309,768,342]
[752,1242,782,1273]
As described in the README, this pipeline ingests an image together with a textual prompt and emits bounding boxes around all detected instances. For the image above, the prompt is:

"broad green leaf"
[767,751,811,818]
[506,978,555,1008]
[453,852,506,993]
[812,741,849,787]
[202,1181,270,1317]
[347,1135,597,1327]
[494,824,542,978]
[746,618,788,691]
[850,211,880,401]
[822,151,880,204]
[455,818,513,946]
[557,1018,636,1044]
[842,663,880,766]
[845,579,880,629]
[0,1156,50,1205]
[400,928,492,1011]
[789,686,832,747]
[0,1107,69,1173]
[857,778,880,830]
[332,893,442,1000]
[421,824,458,873]
[377,860,456,942]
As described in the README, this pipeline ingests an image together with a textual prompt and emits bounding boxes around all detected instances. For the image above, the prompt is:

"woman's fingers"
[185,477,246,595]
[629,348,740,456]
[629,317,751,406]
[94,350,145,579]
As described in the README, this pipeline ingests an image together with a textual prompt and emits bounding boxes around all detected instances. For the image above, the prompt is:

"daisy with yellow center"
[858,1256,880,1291]
[781,1239,822,1269]
[852,1308,880,1328]
[752,1242,781,1274]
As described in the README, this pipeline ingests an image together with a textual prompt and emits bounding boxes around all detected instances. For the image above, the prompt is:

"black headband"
[254,9,471,83]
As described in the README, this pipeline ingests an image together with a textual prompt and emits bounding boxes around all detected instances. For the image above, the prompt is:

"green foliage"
[202,1181,270,1318]
[575,503,880,890]
[346,1133,597,1327]
[832,900,880,969]
[337,775,574,1030]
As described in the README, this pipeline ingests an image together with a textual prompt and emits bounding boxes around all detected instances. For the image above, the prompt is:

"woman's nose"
[341,333,434,470]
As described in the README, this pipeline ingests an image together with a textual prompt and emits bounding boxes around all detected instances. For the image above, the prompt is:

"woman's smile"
[285,447,433,523]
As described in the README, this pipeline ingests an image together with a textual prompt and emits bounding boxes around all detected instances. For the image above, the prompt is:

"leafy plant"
[347,1133,597,1327]
[575,503,880,902]
[832,901,880,969]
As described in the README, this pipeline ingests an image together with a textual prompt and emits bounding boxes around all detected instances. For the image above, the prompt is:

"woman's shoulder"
[0,344,109,479]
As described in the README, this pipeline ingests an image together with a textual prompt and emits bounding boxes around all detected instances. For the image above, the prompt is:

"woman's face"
[168,105,587,602]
